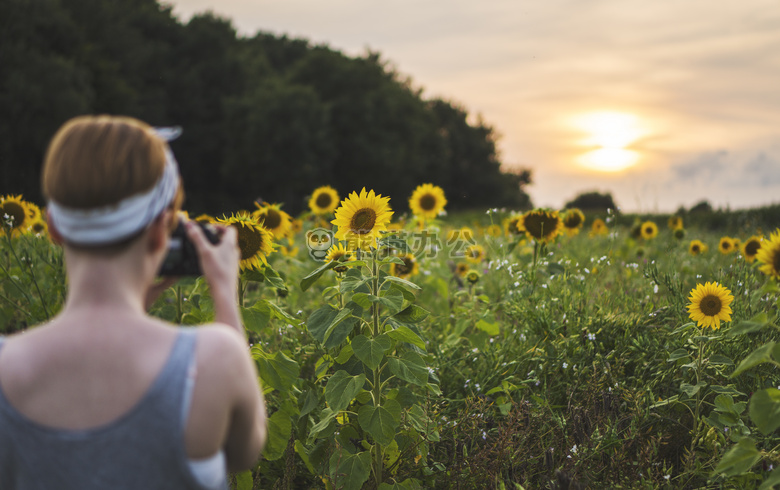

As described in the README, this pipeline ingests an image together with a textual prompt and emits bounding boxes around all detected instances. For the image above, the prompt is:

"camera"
[158,220,220,276]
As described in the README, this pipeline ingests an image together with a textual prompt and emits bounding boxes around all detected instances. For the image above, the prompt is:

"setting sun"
[570,111,646,172]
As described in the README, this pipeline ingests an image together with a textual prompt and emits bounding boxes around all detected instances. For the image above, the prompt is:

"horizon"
[164,0,780,213]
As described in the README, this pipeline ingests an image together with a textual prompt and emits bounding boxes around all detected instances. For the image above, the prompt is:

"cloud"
[671,151,728,183]
[743,152,780,187]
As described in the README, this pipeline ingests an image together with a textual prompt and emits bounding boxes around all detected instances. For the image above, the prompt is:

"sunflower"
[687,281,734,330]
[253,203,292,238]
[640,221,658,240]
[408,183,447,220]
[391,253,419,278]
[668,216,683,230]
[0,195,32,236]
[518,209,563,243]
[741,235,763,263]
[718,236,736,255]
[29,218,49,237]
[673,228,686,240]
[589,218,608,237]
[689,239,708,256]
[26,202,42,223]
[290,218,303,235]
[455,262,470,277]
[326,242,354,273]
[562,208,585,236]
[309,186,340,216]
[465,244,486,264]
[465,270,481,285]
[504,215,524,237]
[485,224,502,238]
[194,213,216,224]
[217,212,275,270]
[331,188,393,250]
[756,229,780,279]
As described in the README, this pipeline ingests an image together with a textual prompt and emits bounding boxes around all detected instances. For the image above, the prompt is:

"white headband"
[47,128,181,246]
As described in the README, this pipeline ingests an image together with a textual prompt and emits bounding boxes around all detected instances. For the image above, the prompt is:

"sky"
[165,0,780,213]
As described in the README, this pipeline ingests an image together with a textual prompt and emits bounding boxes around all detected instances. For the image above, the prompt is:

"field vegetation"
[3,192,780,489]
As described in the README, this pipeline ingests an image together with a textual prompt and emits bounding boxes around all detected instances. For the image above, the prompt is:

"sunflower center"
[316,193,333,209]
[524,213,558,240]
[1,202,27,229]
[700,294,722,316]
[564,214,582,228]
[773,250,780,272]
[397,256,414,275]
[235,225,264,261]
[745,241,760,256]
[722,241,731,251]
[350,208,377,234]
[692,244,700,253]
[644,226,653,235]
[263,209,281,230]
[419,194,437,211]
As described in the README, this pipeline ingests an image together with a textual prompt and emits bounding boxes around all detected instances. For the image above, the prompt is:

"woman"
[0,116,266,489]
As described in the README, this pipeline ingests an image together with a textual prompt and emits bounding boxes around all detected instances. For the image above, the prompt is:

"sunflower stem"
[175,285,183,323]
[238,276,246,309]
[370,248,383,486]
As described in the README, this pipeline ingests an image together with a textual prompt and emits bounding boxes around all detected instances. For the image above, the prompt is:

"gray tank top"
[0,330,227,490]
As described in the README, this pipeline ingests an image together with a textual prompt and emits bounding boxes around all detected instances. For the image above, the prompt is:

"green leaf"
[710,354,734,366]
[749,388,780,435]
[382,275,422,292]
[378,287,405,314]
[335,344,354,364]
[310,408,337,440]
[388,351,429,386]
[728,312,771,336]
[241,303,272,333]
[667,348,690,362]
[300,260,339,291]
[759,466,780,490]
[352,334,392,370]
[329,450,371,490]
[294,440,316,475]
[307,305,339,344]
[358,399,402,445]
[680,381,707,397]
[253,349,300,393]
[262,264,287,290]
[714,437,761,476]
[235,471,253,490]
[714,394,736,413]
[264,409,293,461]
[299,389,319,418]
[732,342,776,377]
[386,325,426,350]
[476,319,500,336]
[325,370,366,412]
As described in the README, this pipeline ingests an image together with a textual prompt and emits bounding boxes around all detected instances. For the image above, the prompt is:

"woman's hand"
[185,221,243,332]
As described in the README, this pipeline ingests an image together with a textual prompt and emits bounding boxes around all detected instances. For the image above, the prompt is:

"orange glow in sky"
[570,112,646,172]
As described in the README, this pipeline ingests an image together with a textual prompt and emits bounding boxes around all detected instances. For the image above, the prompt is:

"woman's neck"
[62,246,155,316]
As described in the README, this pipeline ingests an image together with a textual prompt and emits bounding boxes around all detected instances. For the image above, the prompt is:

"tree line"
[0,0,532,215]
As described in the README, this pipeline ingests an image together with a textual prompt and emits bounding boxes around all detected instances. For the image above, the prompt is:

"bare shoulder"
[190,324,255,383]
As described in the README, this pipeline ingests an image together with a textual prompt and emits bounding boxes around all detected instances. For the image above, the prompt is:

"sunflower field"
[3,189,780,489]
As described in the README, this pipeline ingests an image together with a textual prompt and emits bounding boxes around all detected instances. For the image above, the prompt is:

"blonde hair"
[42,115,171,208]
[42,115,183,247]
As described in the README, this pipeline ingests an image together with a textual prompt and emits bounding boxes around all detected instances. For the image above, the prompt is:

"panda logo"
[306,228,334,261]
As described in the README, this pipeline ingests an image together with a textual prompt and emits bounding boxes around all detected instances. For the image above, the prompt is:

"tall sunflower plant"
[713,234,780,485]
[651,282,752,476]
[296,188,440,490]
